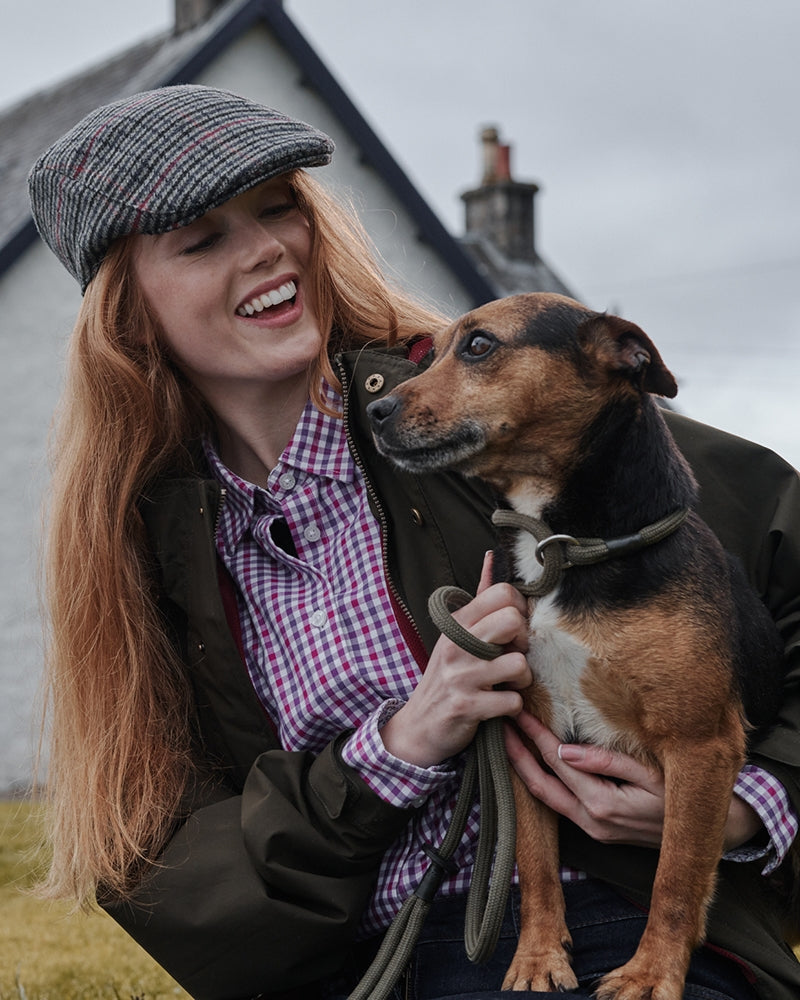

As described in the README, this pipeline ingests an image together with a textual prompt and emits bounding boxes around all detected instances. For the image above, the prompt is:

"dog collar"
[491,507,690,597]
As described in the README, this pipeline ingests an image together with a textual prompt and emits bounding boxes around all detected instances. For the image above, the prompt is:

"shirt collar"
[205,384,357,554]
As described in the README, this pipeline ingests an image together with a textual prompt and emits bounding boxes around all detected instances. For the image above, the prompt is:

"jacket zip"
[212,484,228,538]
[334,355,423,647]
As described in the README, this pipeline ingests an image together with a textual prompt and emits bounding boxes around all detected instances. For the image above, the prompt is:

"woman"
[29,85,800,1000]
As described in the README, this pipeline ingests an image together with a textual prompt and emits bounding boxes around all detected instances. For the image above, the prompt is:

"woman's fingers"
[450,588,529,654]
[556,740,661,791]
[513,711,660,790]
[476,549,494,594]
[507,711,667,848]
[504,720,580,817]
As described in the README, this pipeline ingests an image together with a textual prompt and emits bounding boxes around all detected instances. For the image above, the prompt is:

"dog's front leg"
[595,729,744,1000]
[502,767,578,992]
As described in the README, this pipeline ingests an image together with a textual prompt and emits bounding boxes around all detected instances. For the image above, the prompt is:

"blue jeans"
[322,880,756,1000]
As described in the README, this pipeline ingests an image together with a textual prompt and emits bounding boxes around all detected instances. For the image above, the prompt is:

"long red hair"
[41,169,448,903]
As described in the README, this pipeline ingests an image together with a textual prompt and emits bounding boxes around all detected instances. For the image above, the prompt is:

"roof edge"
[0,218,39,285]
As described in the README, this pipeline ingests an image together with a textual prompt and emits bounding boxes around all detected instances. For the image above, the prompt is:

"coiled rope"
[348,587,516,1000]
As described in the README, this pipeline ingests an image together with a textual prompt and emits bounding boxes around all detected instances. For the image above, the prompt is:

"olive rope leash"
[428,588,517,967]
[348,588,516,1000]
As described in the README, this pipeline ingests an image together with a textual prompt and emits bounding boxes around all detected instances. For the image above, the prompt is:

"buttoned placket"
[269,464,328,633]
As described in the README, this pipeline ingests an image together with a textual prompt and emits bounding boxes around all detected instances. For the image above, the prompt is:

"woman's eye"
[465,333,495,357]
[181,233,220,255]
[260,201,295,219]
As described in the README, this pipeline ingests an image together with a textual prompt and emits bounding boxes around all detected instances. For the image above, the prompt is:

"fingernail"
[557,744,585,763]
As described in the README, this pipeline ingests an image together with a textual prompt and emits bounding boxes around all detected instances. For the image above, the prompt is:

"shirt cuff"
[340,699,456,808]
[724,763,798,874]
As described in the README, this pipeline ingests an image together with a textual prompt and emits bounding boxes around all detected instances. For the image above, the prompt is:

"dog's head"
[367,292,677,497]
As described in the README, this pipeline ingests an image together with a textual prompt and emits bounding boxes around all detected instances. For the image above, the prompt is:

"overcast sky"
[1,0,798,469]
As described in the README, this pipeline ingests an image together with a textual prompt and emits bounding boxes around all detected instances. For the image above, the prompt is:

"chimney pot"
[480,126,500,184]
[496,144,511,181]
[462,126,540,262]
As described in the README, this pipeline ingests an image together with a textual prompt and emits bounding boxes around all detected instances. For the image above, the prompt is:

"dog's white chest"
[514,534,622,747]
[526,595,613,744]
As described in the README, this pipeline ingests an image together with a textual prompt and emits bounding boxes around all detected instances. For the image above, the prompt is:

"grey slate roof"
[461,233,573,298]
[0,35,168,242]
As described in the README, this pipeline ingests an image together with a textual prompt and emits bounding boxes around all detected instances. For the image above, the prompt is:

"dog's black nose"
[366,394,401,432]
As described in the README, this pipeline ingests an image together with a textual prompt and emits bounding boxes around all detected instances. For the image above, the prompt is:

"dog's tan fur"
[367,293,782,999]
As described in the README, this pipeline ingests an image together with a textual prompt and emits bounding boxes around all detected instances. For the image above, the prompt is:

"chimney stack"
[174,0,228,34]
[462,126,540,262]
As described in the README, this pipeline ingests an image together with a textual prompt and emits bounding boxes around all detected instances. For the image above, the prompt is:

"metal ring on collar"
[535,533,579,566]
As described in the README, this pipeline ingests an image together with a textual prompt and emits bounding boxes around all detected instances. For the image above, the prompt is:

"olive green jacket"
[105,345,800,1000]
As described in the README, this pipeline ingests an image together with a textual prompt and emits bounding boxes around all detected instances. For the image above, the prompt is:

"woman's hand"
[505,710,666,848]
[380,553,531,768]
[505,711,764,851]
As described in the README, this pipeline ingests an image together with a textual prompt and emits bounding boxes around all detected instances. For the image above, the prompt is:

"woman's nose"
[238,218,283,269]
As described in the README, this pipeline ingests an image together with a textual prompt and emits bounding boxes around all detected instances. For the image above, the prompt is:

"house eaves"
[0,0,497,304]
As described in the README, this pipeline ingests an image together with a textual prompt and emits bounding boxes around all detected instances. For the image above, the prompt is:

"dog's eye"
[463,332,496,358]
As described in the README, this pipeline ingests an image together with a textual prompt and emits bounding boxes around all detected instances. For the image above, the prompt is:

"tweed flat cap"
[28,84,335,292]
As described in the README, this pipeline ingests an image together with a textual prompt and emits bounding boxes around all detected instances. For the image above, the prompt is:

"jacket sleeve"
[740,457,800,814]
[665,411,800,811]
[102,736,412,1000]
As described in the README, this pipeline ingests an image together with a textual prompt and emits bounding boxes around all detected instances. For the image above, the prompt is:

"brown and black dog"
[367,293,785,999]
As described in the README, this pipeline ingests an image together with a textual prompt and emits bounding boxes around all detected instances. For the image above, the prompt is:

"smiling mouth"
[236,280,297,317]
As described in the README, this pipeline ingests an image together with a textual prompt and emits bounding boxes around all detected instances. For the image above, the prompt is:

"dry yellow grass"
[0,800,189,1000]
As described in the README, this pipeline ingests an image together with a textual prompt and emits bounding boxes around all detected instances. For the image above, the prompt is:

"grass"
[0,800,189,1000]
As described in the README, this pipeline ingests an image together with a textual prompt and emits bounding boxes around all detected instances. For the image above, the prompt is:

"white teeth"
[237,280,297,317]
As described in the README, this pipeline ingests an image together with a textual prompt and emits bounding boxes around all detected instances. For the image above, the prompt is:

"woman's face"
[131,177,322,407]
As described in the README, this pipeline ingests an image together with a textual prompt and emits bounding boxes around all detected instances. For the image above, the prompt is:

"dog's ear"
[581,314,678,398]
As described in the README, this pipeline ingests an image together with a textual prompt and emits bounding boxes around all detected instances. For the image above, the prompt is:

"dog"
[367,293,785,999]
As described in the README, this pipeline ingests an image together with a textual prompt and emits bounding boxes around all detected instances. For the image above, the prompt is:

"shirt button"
[304,524,321,542]
[278,471,296,491]
[310,609,327,629]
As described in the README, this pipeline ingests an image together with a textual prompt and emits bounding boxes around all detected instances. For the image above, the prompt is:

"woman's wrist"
[379,703,437,768]
[339,701,455,809]
[724,795,765,852]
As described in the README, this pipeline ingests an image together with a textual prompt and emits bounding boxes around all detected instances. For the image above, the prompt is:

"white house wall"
[0,243,79,791]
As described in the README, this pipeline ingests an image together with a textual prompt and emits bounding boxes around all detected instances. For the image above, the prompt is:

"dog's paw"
[501,948,578,993]
[595,965,684,1000]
